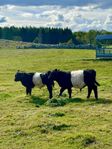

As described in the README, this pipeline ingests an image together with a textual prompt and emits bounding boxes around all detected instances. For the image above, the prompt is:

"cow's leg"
[68,88,72,98]
[93,85,98,100]
[26,87,29,95]
[59,87,65,96]
[87,86,92,99]
[29,88,32,95]
[47,85,52,99]
[26,87,32,95]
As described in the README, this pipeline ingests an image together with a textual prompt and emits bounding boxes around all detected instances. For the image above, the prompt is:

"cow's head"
[14,70,24,82]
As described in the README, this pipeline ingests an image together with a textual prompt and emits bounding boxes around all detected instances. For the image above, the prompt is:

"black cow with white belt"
[48,69,100,99]
[14,70,53,98]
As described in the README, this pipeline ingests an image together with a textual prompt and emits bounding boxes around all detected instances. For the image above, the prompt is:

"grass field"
[0,48,112,149]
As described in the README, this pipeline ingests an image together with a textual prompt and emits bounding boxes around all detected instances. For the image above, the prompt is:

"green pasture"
[0,48,112,149]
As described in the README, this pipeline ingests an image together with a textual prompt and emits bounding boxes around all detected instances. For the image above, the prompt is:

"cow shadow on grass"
[65,97,112,105]
[30,95,112,107]
[30,95,47,107]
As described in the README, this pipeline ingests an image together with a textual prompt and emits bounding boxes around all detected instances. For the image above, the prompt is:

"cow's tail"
[93,70,100,86]
[95,80,100,86]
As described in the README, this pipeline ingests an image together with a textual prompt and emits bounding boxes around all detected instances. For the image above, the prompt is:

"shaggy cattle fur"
[48,69,100,99]
[14,70,53,98]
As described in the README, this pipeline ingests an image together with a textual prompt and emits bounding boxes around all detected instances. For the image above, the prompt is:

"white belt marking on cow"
[32,72,45,88]
[71,70,85,89]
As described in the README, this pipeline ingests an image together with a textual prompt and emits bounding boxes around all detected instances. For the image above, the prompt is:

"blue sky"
[0,0,112,31]
[0,0,112,8]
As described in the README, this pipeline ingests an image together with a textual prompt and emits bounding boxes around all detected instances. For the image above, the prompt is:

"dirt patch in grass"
[38,123,70,134]
[66,133,96,147]
[48,112,65,117]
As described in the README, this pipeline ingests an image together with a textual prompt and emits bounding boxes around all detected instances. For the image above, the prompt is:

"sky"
[0,0,112,31]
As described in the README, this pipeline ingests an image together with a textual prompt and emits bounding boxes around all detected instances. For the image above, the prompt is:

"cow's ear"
[55,69,57,71]
[17,70,20,72]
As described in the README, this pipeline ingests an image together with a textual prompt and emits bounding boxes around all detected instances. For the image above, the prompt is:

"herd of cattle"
[15,69,100,99]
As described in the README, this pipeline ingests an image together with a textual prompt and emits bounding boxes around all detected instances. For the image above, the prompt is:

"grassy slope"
[0,48,112,149]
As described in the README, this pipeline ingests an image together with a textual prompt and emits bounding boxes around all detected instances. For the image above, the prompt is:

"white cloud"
[22,13,33,18]
[105,15,112,25]
[104,15,112,31]
[0,5,112,31]
[0,15,7,23]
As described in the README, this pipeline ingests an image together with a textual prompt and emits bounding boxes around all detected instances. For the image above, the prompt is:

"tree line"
[0,26,112,45]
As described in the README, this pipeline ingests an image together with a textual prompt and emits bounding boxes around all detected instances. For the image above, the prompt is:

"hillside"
[0,39,32,49]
